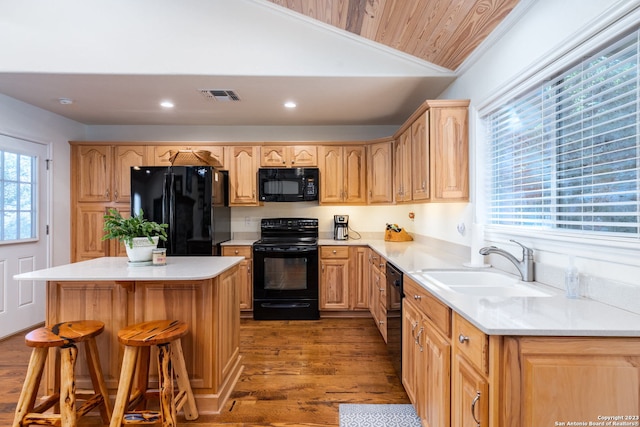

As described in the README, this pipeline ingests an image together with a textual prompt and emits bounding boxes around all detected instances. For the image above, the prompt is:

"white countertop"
[316,238,640,337]
[13,256,245,282]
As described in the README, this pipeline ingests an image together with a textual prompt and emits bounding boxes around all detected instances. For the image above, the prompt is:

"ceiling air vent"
[198,89,241,102]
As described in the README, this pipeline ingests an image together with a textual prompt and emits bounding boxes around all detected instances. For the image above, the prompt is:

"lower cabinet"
[368,250,387,341]
[403,277,640,427]
[319,246,370,312]
[222,245,253,311]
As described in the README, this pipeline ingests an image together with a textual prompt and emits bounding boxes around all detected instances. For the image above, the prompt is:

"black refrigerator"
[130,166,231,256]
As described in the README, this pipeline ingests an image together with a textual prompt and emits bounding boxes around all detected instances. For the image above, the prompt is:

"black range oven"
[253,218,319,320]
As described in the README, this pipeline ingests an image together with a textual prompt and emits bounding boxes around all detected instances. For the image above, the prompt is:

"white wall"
[438,0,640,312]
[0,94,86,266]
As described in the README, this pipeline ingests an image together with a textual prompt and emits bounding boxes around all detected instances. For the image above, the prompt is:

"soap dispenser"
[565,256,580,298]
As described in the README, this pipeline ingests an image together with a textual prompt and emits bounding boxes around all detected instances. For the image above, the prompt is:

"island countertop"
[13,256,245,282]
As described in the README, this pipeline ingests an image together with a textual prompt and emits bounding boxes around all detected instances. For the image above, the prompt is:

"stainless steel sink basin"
[413,270,552,298]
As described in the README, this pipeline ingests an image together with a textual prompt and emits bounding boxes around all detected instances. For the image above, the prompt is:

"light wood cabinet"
[320,246,350,310]
[349,246,369,310]
[392,100,469,203]
[71,143,152,261]
[502,337,640,426]
[367,140,394,204]
[318,145,367,204]
[394,130,412,202]
[451,313,489,426]
[228,146,259,206]
[260,145,317,167]
[153,145,225,168]
[411,112,429,201]
[368,250,387,341]
[222,245,253,311]
[430,105,469,201]
[403,276,452,426]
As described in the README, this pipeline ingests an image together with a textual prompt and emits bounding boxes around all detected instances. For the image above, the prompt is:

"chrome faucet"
[479,239,535,282]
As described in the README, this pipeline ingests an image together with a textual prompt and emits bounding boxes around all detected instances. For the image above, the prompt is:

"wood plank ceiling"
[267,0,520,70]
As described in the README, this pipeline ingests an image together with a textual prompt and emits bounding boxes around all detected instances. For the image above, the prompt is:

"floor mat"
[338,404,421,427]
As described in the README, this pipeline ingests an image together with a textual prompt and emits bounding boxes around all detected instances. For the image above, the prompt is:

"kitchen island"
[14,256,245,414]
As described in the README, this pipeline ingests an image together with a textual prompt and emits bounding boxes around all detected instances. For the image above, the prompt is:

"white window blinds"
[483,30,639,238]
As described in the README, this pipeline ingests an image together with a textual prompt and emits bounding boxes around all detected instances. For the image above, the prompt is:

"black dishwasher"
[386,262,404,381]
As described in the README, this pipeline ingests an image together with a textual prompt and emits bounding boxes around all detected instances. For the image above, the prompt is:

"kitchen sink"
[413,270,553,298]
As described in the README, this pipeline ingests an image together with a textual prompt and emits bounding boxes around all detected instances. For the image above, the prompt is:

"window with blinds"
[483,30,639,239]
[1,149,37,241]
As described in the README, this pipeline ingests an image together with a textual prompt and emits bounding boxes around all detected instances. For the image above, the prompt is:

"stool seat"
[13,320,111,427]
[110,320,198,427]
[117,320,188,346]
[25,320,105,348]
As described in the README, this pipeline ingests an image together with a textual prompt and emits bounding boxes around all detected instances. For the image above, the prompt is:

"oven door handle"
[260,302,312,309]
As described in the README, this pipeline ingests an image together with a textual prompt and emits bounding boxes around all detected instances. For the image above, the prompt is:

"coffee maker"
[334,215,349,240]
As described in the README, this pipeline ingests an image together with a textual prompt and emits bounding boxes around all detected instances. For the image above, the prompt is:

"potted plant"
[102,208,168,262]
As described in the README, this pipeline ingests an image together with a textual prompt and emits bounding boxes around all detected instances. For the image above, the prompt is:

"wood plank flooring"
[0,318,409,426]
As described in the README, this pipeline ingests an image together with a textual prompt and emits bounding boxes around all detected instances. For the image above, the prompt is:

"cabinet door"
[113,145,151,203]
[431,107,469,201]
[260,146,287,167]
[222,246,253,311]
[320,259,350,310]
[368,141,394,204]
[411,112,429,201]
[422,322,451,427]
[503,337,640,427]
[75,145,111,202]
[290,145,317,167]
[452,353,488,427]
[349,246,369,310]
[74,204,111,261]
[46,280,129,390]
[402,299,422,407]
[319,146,344,203]
[343,146,367,204]
[394,133,412,202]
[229,146,259,206]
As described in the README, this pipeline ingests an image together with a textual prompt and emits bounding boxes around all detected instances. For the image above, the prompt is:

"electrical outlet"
[245,217,251,226]
[457,222,466,235]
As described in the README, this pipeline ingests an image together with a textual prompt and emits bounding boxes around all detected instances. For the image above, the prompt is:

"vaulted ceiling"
[0,0,521,127]
[268,0,520,70]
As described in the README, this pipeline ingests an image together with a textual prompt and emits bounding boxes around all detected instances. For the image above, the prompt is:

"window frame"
[475,6,640,264]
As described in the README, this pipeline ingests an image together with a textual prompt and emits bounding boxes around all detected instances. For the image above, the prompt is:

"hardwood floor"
[0,318,410,426]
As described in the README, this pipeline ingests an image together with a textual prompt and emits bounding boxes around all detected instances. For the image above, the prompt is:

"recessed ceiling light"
[58,98,73,105]
[284,101,297,109]
[160,101,175,108]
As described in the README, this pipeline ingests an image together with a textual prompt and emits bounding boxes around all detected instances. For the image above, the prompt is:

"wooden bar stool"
[12,320,112,427]
[110,320,198,426]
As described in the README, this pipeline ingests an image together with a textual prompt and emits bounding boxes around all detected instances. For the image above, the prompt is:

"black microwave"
[258,168,319,202]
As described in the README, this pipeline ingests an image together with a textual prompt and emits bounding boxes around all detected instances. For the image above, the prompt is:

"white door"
[0,134,49,339]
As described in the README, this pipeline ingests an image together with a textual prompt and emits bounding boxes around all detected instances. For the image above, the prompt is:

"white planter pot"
[125,236,159,262]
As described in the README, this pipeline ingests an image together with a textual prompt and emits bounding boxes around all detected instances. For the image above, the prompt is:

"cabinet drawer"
[453,312,489,374]
[222,246,252,259]
[404,276,451,337]
[321,246,349,259]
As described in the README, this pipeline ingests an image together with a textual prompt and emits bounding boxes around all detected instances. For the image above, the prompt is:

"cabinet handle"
[413,295,421,300]
[114,190,118,199]
[379,320,384,325]
[247,266,251,273]
[415,327,424,352]
[459,334,470,344]
[105,189,110,198]
[411,321,418,338]
[332,250,337,254]
[234,250,239,254]
[379,263,384,268]
[379,287,384,293]
[471,391,481,427]
[422,180,426,189]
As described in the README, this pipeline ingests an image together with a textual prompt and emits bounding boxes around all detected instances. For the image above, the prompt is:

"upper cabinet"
[368,140,394,204]
[228,146,259,206]
[319,145,367,204]
[260,145,317,167]
[393,100,469,203]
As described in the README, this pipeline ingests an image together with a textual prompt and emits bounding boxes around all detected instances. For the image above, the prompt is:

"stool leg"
[59,345,78,427]
[170,339,198,420]
[157,343,176,427]
[109,346,138,427]
[12,347,48,427]
[85,337,112,424]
